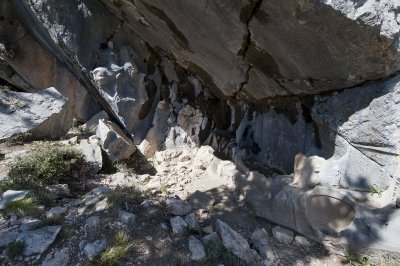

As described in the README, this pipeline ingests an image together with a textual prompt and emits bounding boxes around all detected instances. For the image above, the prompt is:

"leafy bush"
[6,142,89,189]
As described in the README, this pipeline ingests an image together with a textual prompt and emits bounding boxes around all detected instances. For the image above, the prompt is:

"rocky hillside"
[1,0,400,265]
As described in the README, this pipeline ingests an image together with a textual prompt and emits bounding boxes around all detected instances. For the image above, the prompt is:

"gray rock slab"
[166,198,192,216]
[215,219,261,264]
[170,216,187,235]
[118,210,136,224]
[272,226,294,245]
[84,239,107,260]
[17,226,61,255]
[250,228,270,259]
[0,87,68,140]
[78,139,103,174]
[41,248,69,266]
[45,207,67,220]
[188,235,206,261]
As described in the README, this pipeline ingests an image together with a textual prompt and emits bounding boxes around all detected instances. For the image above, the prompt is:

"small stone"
[170,216,187,235]
[78,140,103,174]
[44,184,70,199]
[145,236,153,241]
[17,226,61,255]
[84,195,101,206]
[89,186,111,196]
[202,232,219,244]
[184,213,200,232]
[41,248,69,266]
[294,235,310,246]
[20,219,44,231]
[0,190,30,210]
[140,199,158,208]
[203,225,214,234]
[166,197,191,216]
[118,210,136,224]
[94,199,108,212]
[216,219,261,264]
[160,223,168,230]
[188,235,206,261]
[84,239,107,260]
[272,226,294,245]
[46,207,67,220]
[250,228,270,260]
[85,216,100,232]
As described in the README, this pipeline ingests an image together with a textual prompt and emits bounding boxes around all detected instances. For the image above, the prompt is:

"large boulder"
[0,87,69,140]
[96,119,136,161]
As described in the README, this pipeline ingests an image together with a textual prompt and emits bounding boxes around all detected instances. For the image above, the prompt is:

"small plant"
[1,197,38,217]
[107,185,147,211]
[6,241,26,259]
[198,240,243,266]
[367,184,384,197]
[60,225,75,238]
[6,142,89,189]
[344,249,372,266]
[99,231,133,265]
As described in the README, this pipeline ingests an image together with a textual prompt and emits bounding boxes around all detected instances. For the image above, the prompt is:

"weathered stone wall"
[2,0,400,252]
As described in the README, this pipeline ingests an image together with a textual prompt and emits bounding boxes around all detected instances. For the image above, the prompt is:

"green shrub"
[1,197,38,217]
[7,241,26,259]
[6,142,88,188]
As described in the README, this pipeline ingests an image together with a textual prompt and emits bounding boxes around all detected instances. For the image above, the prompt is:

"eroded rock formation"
[1,0,400,253]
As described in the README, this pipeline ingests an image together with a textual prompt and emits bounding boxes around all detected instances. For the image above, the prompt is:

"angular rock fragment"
[272,226,294,245]
[188,235,206,261]
[166,197,192,216]
[17,226,61,255]
[96,120,135,161]
[170,216,187,235]
[250,228,270,260]
[215,219,261,264]
[118,210,136,224]
[78,139,103,174]
[82,111,109,132]
[46,207,67,220]
[84,239,107,260]
[184,213,200,232]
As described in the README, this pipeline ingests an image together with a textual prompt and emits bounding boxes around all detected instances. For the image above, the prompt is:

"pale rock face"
[0,88,68,140]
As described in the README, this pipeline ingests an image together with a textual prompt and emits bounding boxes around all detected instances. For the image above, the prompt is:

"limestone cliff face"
[1,0,400,232]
